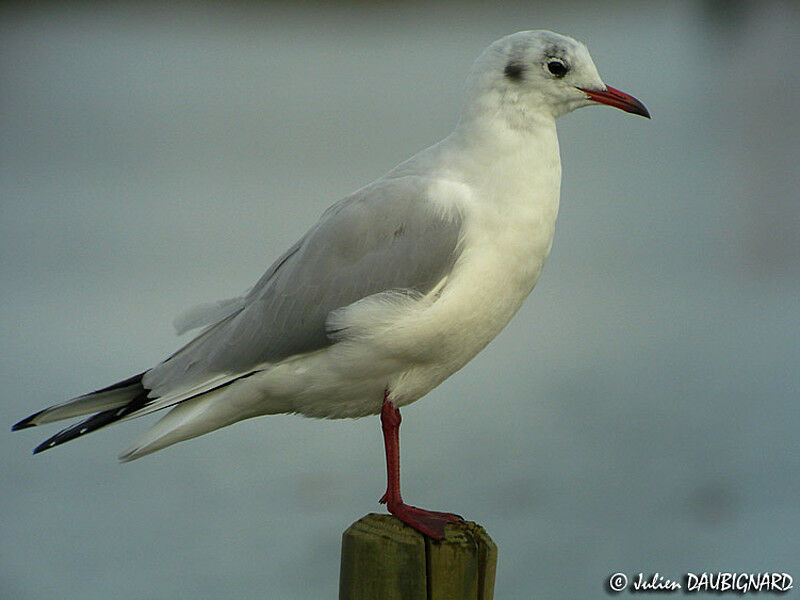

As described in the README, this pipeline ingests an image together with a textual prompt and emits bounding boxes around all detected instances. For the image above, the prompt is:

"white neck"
[454,109,559,185]
[392,106,559,192]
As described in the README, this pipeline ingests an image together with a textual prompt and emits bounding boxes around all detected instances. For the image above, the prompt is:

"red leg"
[378,392,463,540]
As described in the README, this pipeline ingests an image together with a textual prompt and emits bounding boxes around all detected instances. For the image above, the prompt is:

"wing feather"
[143,176,463,398]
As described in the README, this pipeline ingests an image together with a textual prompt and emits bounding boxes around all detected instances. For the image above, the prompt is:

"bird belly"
[386,209,557,403]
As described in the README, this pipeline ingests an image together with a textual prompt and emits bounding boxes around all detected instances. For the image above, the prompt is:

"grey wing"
[143,177,463,398]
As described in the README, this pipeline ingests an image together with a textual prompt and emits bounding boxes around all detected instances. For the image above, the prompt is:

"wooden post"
[339,513,497,600]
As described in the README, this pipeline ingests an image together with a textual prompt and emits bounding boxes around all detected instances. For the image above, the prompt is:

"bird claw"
[383,498,464,540]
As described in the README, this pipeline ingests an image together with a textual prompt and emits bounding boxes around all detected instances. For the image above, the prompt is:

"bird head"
[463,30,649,126]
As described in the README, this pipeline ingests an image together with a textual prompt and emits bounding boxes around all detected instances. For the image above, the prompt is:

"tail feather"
[12,373,146,430]
[119,390,231,461]
[118,375,265,462]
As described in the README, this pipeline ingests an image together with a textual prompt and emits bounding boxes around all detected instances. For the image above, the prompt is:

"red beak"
[577,85,650,118]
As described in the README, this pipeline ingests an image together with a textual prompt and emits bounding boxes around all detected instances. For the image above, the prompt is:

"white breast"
[382,125,563,402]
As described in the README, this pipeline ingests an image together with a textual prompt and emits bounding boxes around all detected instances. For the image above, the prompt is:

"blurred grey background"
[2,1,798,598]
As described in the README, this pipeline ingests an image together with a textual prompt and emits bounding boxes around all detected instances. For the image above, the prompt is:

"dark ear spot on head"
[504,61,525,82]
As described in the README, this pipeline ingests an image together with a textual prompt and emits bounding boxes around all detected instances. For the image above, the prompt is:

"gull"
[13,30,648,539]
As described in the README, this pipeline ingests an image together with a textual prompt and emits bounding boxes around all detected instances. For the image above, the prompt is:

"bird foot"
[380,494,464,540]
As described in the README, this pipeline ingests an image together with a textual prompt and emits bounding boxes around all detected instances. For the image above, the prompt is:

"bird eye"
[547,59,568,78]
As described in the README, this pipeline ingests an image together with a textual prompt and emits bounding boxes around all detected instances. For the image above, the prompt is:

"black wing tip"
[12,411,44,431]
[15,372,149,450]
[27,389,150,456]
[13,372,147,434]
[31,423,92,456]
[32,429,76,455]
[32,441,52,455]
